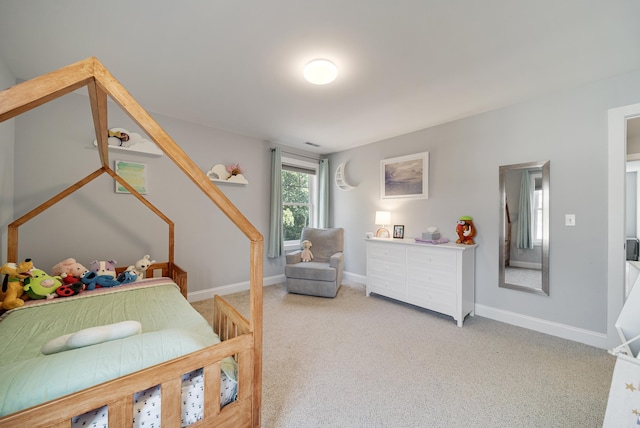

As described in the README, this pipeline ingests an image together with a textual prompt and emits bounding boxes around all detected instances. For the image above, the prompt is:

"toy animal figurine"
[0,258,33,309]
[301,240,314,262]
[456,216,476,245]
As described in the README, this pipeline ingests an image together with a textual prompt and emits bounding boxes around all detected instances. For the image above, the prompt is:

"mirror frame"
[499,160,550,296]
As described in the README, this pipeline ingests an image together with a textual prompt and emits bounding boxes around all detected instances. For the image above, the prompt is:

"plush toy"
[52,258,89,286]
[0,258,33,310]
[108,128,131,147]
[23,268,63,300]
[456,216,476,245]
[80,272,121,290]
[116,270,138,285]
[89,260,117,279]
[55,281,85,298]
[126,254,155,280]
[300,240,314,262]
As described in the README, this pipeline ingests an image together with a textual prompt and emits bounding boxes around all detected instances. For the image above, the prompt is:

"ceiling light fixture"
[304,59,338,85]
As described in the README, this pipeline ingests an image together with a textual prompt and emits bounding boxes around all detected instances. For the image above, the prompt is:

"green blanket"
[0,278,221,416]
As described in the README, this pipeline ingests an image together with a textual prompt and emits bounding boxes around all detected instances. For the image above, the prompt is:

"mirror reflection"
[499,160,550,295]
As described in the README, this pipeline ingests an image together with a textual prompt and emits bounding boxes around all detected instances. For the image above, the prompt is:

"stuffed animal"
[55,281,85,298]
[126,254,155,280]
[300,240,314,262]
[89,260,117,279]
[0,258,33,310]
[52,258,89,286]
[456,216,476,245]
[80,272,120,290]
[116,270,138,285]
[23,268,63,300]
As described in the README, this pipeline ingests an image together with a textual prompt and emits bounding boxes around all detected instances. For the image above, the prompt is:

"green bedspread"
[0,278,220,417]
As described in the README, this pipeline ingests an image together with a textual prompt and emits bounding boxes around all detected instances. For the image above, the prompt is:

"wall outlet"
[565,214,576,226]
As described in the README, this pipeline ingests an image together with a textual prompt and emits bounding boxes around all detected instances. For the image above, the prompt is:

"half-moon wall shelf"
[335,162,356,191]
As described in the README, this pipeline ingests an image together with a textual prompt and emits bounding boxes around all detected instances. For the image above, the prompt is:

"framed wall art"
[380,152,429,199]
[115,160,148,194]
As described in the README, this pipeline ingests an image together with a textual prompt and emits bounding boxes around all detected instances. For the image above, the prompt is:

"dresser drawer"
[407,246,457,273]
[368,274,406,300]
[407,286,456,313]
[368,242,405,262]
[408,269,456,292]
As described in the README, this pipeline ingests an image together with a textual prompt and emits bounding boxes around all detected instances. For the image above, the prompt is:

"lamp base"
[375,227,390,238]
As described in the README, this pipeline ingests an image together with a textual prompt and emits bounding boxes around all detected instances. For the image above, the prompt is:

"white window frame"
[282,156,319,252]
[531,171,543,246]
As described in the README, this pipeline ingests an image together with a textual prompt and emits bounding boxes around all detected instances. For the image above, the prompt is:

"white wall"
[10,92,284,296]
[330,68,640,344]
[0,55,15,264]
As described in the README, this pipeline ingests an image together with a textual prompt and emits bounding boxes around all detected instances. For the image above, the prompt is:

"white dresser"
[365,238,477,327]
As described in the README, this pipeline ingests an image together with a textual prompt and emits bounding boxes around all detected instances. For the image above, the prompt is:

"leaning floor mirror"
[499,160,550,295]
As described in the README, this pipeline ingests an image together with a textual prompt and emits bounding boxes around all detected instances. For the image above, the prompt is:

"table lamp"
[375,211,391,238]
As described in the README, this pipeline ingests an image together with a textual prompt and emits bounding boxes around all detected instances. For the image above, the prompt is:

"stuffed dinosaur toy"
[0,258,33,310]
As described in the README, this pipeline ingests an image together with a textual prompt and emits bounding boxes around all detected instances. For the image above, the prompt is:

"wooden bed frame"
[0,58,263,427]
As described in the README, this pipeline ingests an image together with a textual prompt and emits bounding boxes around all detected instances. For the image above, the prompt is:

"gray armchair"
[285,227,344,297]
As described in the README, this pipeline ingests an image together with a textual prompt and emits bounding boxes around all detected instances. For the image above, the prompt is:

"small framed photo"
[393,225,405,239]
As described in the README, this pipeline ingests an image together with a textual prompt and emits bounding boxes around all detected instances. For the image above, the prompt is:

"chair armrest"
[286,250,302,264]
[329,252,344,268]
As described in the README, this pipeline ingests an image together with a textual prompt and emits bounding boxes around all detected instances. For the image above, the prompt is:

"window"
[531,172,543,244]
[282,157,318,248]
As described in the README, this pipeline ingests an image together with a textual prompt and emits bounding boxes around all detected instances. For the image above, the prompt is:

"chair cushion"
[285,262,337,282]
[300,228,344,263]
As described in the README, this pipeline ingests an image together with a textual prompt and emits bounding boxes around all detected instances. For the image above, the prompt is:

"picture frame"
[381,152,429,199]
[393,225,405,239]
[115,160,148,194]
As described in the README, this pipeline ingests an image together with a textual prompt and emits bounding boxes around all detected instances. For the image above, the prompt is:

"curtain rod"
[270,147,326,161]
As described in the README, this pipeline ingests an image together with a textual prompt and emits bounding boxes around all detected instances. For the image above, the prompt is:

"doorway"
[608,103,640,348]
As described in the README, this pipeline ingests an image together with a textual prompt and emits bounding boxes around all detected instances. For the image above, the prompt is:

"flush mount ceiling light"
[303,59,338,85]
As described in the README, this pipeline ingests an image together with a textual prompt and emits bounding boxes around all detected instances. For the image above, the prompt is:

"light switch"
[565,214,576,226]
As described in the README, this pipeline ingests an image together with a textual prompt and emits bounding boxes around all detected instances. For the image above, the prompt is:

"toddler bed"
[0,58,263,427]
[0,277,237,424]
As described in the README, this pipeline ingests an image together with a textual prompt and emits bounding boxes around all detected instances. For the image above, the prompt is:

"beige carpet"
[192,281,616,428]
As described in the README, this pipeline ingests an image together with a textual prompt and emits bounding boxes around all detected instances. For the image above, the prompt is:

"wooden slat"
[204,362,222,418]
[87,78,109,168]
[108,396,131,427]
[161,378,182,427]
[0,58,95,123]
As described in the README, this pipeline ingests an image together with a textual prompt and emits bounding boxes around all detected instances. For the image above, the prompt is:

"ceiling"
[1,1,640,155]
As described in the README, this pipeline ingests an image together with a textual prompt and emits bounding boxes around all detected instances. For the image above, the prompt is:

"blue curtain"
[516,170,533,249]
[317,158,329,228]
[267,148,283,258]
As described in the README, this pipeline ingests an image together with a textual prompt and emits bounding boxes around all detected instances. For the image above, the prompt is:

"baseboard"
[187,274,286,302]
[475,303,609,349]
[344,271,366,284]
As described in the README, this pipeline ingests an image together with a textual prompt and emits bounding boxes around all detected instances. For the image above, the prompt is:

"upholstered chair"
[285,227,344,297]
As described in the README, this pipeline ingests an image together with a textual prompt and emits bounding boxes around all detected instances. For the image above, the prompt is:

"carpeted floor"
[192,281,616,428]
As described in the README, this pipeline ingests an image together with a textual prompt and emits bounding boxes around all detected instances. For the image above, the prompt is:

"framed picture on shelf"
[381,152,429,199]
[393,225,405,239]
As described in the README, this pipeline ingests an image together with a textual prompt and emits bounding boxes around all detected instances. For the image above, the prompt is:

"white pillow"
[41,320,142,355]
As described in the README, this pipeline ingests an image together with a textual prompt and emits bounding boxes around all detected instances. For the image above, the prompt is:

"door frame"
[608,103,640,348]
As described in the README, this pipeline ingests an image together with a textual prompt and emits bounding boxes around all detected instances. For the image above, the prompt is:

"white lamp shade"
[304,59,338,85]
[375,211,391,225]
